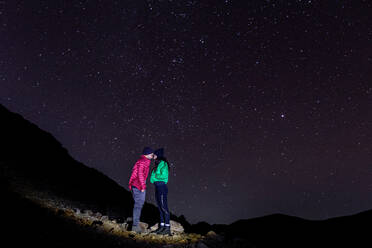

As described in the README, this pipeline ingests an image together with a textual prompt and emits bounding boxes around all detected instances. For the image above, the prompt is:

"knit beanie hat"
[154,148,164,158]
[142,147,154,155]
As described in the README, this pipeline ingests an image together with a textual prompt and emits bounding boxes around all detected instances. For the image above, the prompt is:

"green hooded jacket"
[150,160,169,184]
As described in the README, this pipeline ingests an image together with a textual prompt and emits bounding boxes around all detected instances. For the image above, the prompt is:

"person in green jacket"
[150,148,171,235]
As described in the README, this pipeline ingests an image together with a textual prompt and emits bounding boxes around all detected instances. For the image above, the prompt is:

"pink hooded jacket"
[128,155,151,191]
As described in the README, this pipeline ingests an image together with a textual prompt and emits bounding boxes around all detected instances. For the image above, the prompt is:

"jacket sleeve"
[128,162,139,190]
[138,161,147,190]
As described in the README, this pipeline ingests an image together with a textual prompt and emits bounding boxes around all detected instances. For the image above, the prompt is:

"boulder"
[139,221,149,230]
[206,230,217,237]
[171,220,184,233]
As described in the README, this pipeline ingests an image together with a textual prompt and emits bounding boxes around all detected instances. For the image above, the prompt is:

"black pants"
[154,181,170,225]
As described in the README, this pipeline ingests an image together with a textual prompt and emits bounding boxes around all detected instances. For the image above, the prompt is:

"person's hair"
[151,156,170,174]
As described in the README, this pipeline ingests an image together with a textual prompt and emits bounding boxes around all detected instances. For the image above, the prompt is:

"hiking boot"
[131,225,142,233]
[151,225,165,234]
[158,226,172,236]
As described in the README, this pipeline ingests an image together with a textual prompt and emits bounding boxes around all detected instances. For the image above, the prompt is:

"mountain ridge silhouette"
[0,103,370,247]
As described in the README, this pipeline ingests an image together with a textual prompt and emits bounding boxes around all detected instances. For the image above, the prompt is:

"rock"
[203,231,224,246]
[83,209,93,216]
[150,223,158,231]
[171,233,182,239]
[206,230,217,237]
[170,220,184,233]
[101,215,109,221]
[121,222,129,230]
[92,220,103,226]
[139,222,149,233]
[195,241,209,248]
[94,212,102,218]
[102,221,121,233]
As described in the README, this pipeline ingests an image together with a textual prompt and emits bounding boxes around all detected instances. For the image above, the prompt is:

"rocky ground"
[6,179,246,248]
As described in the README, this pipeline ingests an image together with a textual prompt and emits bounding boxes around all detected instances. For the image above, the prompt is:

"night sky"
[1,0,372,225]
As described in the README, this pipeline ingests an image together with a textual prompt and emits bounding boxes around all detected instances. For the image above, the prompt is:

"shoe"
[151,225,165,234]
[158,226,171,236]
[151,226,164,234]
[131,225,142,233]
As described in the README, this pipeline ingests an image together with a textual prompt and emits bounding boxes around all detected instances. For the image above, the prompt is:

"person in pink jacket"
[128,147,154,233]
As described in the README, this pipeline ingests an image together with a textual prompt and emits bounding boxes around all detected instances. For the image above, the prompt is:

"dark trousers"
[154,181,170,225]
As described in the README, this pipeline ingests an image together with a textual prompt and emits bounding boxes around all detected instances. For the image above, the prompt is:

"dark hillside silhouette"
[0,104,189,229]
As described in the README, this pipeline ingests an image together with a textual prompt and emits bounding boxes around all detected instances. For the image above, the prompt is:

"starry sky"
[1,0,372,224]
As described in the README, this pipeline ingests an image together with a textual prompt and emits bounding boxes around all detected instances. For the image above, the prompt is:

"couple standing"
[128,147,171,235]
